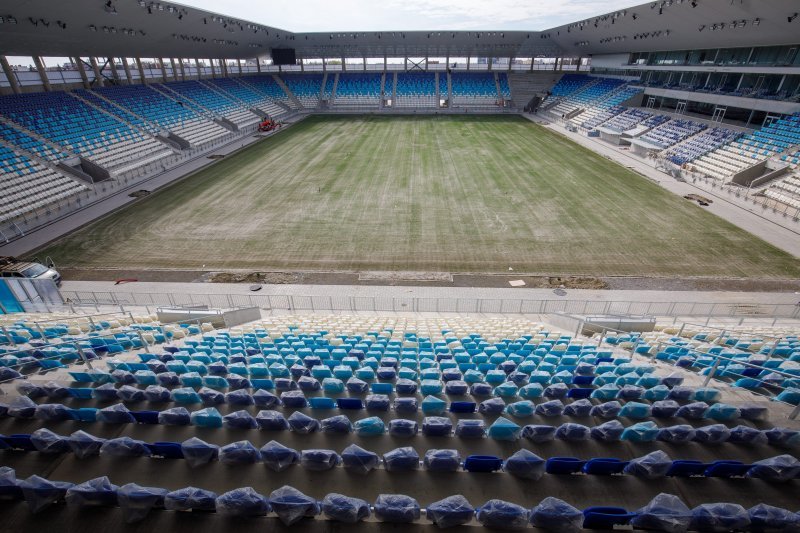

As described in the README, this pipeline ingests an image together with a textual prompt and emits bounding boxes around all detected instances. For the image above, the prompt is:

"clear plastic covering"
[164,486,218,512]
[34,403,75,422]
[287,411,320,433]
[522,424,557,442]
[590,401,622,418]
[346,377,369,394]
[692,424,731,444]
[530,497,583,532]
[223,410,259,430]
[374,494,421,523]
[738,404,769,421]
[93,383,121,401]
[117,385,145,403]
[97,403,136,424]
[422,416,453,436]
[590,420,625,442]
[667,386,694,401]
[630,493,692,533]
[704,403,741,422]
[427,495,475,528]
[354,416,386,436]
[690,503,750,532]
[117,483,169,523]
[219,440,261,464]
[387,418,418,437]
[321,493,371,523]
[747,454,800,482]
[16,382,45,398]
[556,423,591,441]
[341,443,381,474]
[30,428,70,454]
[619,401,652,419]
[190,407,223,428]
[488,416,522,441]
[383,447,420,471]
[536,400,565,417]
[198,387,225,405]
[564,399,593,417]
[763,427,799,447]
[226,389,255,406]
[260,440,300,472]
[365,394,391,411]
[253,389,281,408]
[144,385,171,403]
[421,395,447,414]
[506,400,536,418]
[544,382,569,398]
[100,437,151,457]
[321,414,353,434]
[621,421,660,442]
[256,409,289,431]
[624,450,673,479]
[652,400,681,418]
[519,383,544,399]
[19,475,74,513]
[68,430,106,459]
[728,425,768,446]
[158,406,191,426]
[281,390,308,408]
[215,487,271,517]
[455,419,486,438]
[424,449,462,472]
[675,401,709,420]
[65,477,119,508]
[693,387,721,403]
[478,499,531,530]
[503,449,545,480]
[748,503,800,532]
[269,485,320,526]
[444,380,468,395]
[42,381,70,399]
[657,424,696,443]
[300,449,341,471]
[297,376,321,392]
[394,397,419,413]
[180,437,219,468]
[479,397,506,414]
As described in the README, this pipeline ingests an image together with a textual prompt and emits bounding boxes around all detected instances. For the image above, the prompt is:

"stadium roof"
[0,0,798,59]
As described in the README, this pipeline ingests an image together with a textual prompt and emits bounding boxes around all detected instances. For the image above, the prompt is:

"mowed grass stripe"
[40,115,800,278]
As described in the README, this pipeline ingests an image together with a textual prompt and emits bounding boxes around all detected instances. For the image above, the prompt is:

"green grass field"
[41,115,800,278]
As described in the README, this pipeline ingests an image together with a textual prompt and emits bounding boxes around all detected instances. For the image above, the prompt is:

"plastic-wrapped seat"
[158,407,191,426]
[374,494,420,523]
[488,417,521,441]
[223,410,258,430]
[657,424,696,443]
[269,485,320,526]
[144,385,171,403]
[728,425,767,446]
[100,437,151,457]
[630,493,691,533]
[590,401,621,418]
[321,415,353,434]
[522,424,556,442]
[621,421,659,442]
[536,399,565,417]
[98,403,136,424]
[479,397,506,415]
[190,407,223,428]
[30,428,70,454]
[693,424,731,444]
[354,416,385,436]
[676,401,709,420]
[181,437,219,468]
[477,499,530,530]
[341,444,381,474]
[389,419,419,437]
[531,497,583,532]
[65,477,119,508]
[624,450,672,479]
[422,416,453,437]
[261,441,300,472]
[117,483,169,523]
[427,495,475,528]
[256,410,289,431]
[383,447,419,471]
[19,475,74,513]
[394,397,418,413]
[748,503,800,532]
[164,487,218,512]
[556,423,590,441]
[704,403,741,422]
[591,420,625,442]
[504,449,545,480]
[747,454,800,482]
[219,440,261,464]
[563,399,592,417]
[455,419,485,438]
[321,493,371,523]
[300,449,341,471]
[652,400,681,418]
[288,411,320,433]
[68,430,106,459]
[619,401,652,419]
[423,449,461,472]
[690,503,750,532]
[215,487,270,517]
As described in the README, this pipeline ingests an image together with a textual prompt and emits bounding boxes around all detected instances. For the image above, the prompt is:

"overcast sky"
[178,0,642,32]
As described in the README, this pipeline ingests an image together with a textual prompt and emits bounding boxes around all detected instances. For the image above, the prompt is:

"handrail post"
[1,326,17,347]
[74,342,94,370]
[702,356,721,387]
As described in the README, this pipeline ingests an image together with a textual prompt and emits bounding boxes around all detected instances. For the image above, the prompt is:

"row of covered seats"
[333,73,383,107]
[450,72,499,106]
[3,426,798,479]
[3,467,796,530]
[201,77,288,119]
[281,74,323,108]
[394,73,437,108]
[638,119,707,150]
[665,127,742,165]
[580,86,644,129]
[551,77,627,117]
[158,81,260,127]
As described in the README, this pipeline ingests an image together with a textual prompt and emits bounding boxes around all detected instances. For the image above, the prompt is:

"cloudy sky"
[178,0,642,32]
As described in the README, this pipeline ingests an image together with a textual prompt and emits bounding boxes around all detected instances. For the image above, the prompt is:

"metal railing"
[58,290,800,318]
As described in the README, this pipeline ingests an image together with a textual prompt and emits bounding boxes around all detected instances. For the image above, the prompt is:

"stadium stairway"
[507,72,562,110]
[271,75,304,110]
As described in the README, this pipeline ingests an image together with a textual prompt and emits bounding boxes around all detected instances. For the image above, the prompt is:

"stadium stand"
[550,77,626,118]
[233,75,297,112]
[450,72,499,107]
[201,77,287,120]
[664,127,742,166]
[158,81,260,128]
[636,118,708,150]
[580,86,644,129]
[281,74,323,109]
[333,73,383,107]
[394,72,437,108]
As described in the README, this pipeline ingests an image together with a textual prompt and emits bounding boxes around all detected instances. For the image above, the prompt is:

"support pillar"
[300,58,305,72]
[1,56,21,94]
[383,54,387,71]
[179,59,186,80]
[90,57,105,87]
[341,56,346,71]
[194,58,202,79]
[322,57,326,72]
[488,57,493,71]
[33,56,52,91]
[220,59,228,77]
[135,57,147,84]
[256,57,262,73]
[121,57,133,84]
[554,57,560,71]
[107,57,121,83]
[363,56,367,72]
[576,57,582,72]
[466,56,470,71]
[158,58,168,82]
[169,58,179,81]
[237,58,243,75]
[210,59,216,78]
[73,56,90,89]
[508,57,513,72]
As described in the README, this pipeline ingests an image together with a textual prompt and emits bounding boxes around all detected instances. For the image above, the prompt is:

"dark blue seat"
[566,388,593,399]
[582,458,628,475]
[545,457,586,475]
[572,375,594,385]
[131,410,160,425]
[147,442,185,459]
[666,460,709,477]
[3,434,36,451]
[449,401,476,413]
[337,398,364,410]
[464,455,503,473]
[582,507,637,529]
[704,460,751,478]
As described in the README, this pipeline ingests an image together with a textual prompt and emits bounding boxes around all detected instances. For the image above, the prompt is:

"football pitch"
[41,115,800,278]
